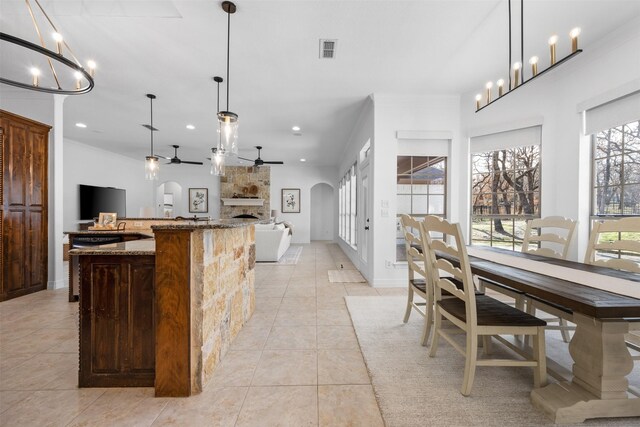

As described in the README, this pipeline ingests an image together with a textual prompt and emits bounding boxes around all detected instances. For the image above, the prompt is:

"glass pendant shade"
[217,111,238,156]
[145,156,159,180]
[210,148,225,176]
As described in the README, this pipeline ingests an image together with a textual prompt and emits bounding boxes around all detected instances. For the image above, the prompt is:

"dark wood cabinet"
[79,255,155,387]
[0,110,50,301]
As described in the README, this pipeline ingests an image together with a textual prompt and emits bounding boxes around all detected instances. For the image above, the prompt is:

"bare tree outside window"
[471,145,540,250]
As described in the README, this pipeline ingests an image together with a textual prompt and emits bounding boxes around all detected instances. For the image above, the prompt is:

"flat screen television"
[79,184,126,220]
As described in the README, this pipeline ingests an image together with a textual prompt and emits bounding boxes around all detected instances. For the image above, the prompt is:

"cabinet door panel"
[5,211,25,293]
[29,129,47,207]
[91,263,121,373]
[5,122,27,207]
[28,211,45,289]
[129,264,155,372]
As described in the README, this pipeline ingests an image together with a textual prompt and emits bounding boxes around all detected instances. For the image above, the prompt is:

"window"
[591,120,640,263]
[339,163,357,247]
[396,156,447,261]
[471,146,540,251]
[592,120,640,216]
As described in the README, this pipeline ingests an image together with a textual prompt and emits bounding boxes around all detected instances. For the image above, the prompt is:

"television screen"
[79,185,126,220]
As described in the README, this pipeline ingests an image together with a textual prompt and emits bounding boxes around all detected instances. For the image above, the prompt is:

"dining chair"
[522,216,577,343]
[584,217,640,359]
[422,215,547,396]
[400,214,432,346]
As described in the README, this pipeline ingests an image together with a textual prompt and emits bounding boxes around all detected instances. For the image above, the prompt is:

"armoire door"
[0,110,50,301]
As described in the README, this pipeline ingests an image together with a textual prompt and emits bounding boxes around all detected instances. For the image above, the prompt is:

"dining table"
[444,246,640,424]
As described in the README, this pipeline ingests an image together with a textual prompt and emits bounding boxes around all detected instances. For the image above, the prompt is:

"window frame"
[338,162,358,249]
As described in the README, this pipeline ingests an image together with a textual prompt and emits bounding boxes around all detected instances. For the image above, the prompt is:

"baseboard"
[47,279,67,290]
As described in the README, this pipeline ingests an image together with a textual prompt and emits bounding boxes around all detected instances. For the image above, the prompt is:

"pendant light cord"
[226,8,231,111]
[150,96,154,156]
[508,0,512,89]
[520,0,524,73]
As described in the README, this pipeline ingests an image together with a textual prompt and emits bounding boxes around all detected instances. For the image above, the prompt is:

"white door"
[359,163,370,264]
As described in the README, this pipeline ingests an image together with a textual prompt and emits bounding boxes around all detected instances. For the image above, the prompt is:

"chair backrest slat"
[400,214,428,280]
[585,217,640,274]
[522,216,577,260]
[420,215,477,323]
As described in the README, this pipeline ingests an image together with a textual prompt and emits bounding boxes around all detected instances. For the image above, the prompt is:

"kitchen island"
[71,220,256,397]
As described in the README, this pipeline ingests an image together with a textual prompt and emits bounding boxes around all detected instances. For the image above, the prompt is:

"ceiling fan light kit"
[217,1,240,157]
[144,94,160,181]
[475,0,582,112]
[0,0,96,95]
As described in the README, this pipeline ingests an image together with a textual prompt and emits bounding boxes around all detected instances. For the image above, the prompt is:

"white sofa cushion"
[255,227,291,262]
[255,223,275,231]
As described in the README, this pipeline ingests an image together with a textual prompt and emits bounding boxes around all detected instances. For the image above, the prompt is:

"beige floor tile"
[236,386,317,427]
[0,352,77,390]
[0,390,33,415]
[230,326,272,350]
[245,310,277,328]
[318,385,384,427]
[288,277,317,287]
[0,328,77,355]
[255,286,288,298]
[265,326,317,349]
[316,284,348,297]
[284,285,316,298]
[344,284,379,296]
[67,388,169,427]
[274,309,317,326]
[317,326,359,350]
[209,351,262,387]
[318,350,370,385]
[254,297,282,311]
[316,308,352,326]
[45,337,79,353]
[316,296,346,310]
[1,389,105,427]
[279,297,316,311]
[0,352,34,375]
[251,350,317,386]
[153,386,247,426]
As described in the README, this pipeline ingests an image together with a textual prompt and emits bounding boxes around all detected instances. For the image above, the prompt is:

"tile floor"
[0,242,401,426]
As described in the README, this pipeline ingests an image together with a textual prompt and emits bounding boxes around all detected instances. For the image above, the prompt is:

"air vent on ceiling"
[319,39,337,59]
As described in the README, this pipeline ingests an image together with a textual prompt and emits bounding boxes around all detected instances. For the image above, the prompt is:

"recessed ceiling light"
[292,126,301,132]
[186,124,195,130]
[300,158,306,162]
[75,123,87,128]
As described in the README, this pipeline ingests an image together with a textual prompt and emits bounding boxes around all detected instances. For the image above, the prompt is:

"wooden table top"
[439,247,640,319]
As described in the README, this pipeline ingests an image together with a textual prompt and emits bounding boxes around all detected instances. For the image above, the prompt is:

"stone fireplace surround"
[220,166,271,220]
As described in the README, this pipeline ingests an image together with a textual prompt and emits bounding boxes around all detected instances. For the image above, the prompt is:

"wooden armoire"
[0,110,50,301]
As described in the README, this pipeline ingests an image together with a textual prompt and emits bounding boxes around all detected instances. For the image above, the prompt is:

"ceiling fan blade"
[157,155,172,160]
[237,156,254,162]
[262,161,284,164]
[181,161,204,165]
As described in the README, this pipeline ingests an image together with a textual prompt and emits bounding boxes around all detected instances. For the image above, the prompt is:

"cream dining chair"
[422,215,547,396]
[584,217,640,359]
[523,216,577,343]
[400,214,433,346]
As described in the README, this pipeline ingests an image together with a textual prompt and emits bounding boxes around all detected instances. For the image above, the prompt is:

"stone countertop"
[64,230,154,237]
[69,239,156,256]
[151,218,263,230]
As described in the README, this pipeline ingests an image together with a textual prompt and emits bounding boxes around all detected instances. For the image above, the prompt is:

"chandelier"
[0,0,96,94]
[217,1,239,157]
[475,0,582,112]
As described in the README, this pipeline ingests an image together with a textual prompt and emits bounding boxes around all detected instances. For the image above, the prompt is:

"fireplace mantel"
[221,198,265,207]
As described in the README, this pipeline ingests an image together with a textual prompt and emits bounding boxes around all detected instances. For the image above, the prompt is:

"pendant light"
[211,76,226,176]
[144,94,159,180]
[217,1,239,157]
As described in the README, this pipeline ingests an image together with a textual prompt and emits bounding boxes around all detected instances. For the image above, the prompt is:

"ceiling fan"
[238,146,284,167]
[161,145,204,165]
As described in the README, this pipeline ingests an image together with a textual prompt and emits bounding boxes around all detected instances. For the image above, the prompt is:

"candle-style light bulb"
[548,35,558,65]
[496,79,505,96]
[529,56,539,77]
[485,81,493,103]
[52,32,63,55]
[74,71,83,90]
[86,60,96,77]
[475,94,482,110]
[30,67,40,87]
[512,62,521,88]
[570,27,581,52]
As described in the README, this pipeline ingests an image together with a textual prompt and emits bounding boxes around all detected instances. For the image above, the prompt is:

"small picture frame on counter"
[189,188,209,213]
[97,212,117,229]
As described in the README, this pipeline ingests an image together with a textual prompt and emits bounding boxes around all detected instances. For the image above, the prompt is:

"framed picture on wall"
[189,188,208,213]
[281,188,300,213]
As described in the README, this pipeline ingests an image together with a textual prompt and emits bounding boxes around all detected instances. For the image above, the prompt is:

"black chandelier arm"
[476,49,583,113]
[0,32,94,95]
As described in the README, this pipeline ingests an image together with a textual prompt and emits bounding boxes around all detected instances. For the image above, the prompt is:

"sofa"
[255,223,292,262]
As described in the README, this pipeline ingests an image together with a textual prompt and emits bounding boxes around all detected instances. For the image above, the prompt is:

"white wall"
[459,19,640,261]
[153,164,221,219]
[310,183,335,241]
[270,165,337,244]
[371,94,462,286]
[63,139,155,230]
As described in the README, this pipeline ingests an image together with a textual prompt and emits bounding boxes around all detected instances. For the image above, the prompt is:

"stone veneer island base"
[72,220,255,397]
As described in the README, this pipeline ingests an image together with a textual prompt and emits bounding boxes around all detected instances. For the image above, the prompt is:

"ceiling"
[1,0,639,167]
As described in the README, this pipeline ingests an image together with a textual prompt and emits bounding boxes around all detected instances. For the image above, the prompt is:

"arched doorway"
[310,183,334,241]
[156,181,183,217]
